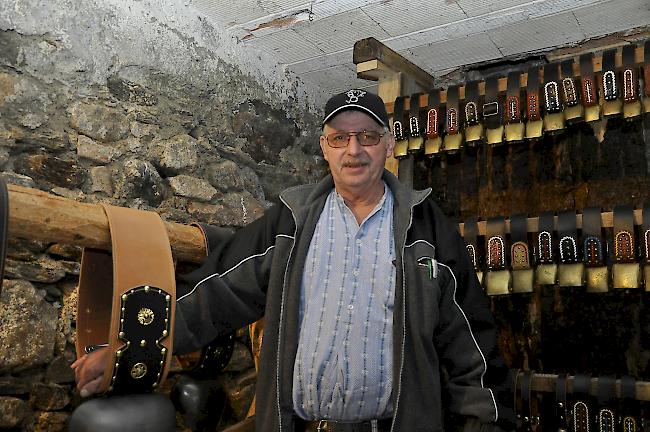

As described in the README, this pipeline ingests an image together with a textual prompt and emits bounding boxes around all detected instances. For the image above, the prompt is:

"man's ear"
[319,135,329,162]
[384,133,395,158]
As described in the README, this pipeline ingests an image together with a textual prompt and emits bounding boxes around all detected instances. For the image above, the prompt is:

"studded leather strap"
[536,211,555,265]
[613,205,636,263]
[446,85,460,135]
[644,41,650,98]
[555,373,568,432]
[510,214,531,270]
[582,207,605,267]
[597,377,617,432]
[464,216,480,272]
[392,96,407,141]
[620,376,639,432]
[506,71,522,124]
[557,210,579,264]
[561,60,579,107]
[643,204,650,264]
[572,374,592,432]
[408,92,423,139]
[622,45,639,103]
[426,90,442,139]
[580,53,598,107]
[602,49,619,102]
[484,76,502,129]
[486,216,507,270]
[77,204,176,394]
[465,80,482,127]
[527,67,542,121]
[544,63,563,114]
[0,176,8,295]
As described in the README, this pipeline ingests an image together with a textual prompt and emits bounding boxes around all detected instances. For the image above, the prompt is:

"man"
[74,89,514,431]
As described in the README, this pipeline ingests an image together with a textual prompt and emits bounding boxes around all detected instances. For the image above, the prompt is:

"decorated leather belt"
[407,92,424,153]
[582,207,608,292]
[464,80,484,145]
[0,176,8,294]
[484,75,504,145]
[601,48,621,117]
[505,71,525,142]
[543,62,565,134]
[526,66,543,139]
[76,204,176,394]
[510,213,533,293]
[463,216,483,285]
[424,89,443,156]
[557,210,584,287]
[612,205,640,289]
[561,59,583,123]
[443,85,462,153]
[643,204,650,291]
[620,376,639,432]
[554,373,568,432]
[580,52,600,122]
[622,44,641,119]
[643,39,650,113]
[296,418,392,432]
[516,370,536,432]
[571,374,593,432]
[535,211,557,285]
[596,376,617,432]
[392,96,408,158]
[485,216,511,295]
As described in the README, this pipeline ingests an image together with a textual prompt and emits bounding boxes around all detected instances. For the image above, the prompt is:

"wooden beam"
[353,37,435,90]
[7,184,207,263]
[381,45,645,115]
[457,209,644,237]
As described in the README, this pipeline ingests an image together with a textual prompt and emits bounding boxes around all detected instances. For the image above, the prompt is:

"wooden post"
[7,184,206,263]
[353,37,435,185]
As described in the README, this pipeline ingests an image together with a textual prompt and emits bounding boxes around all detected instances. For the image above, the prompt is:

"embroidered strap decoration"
[597,377,617,432]
[580,53,598,106]
[537,211,555,265]
[620,376,639,432]
[614,205,636,263]
[582,207,604,267]
[426,89,441,139]
[544,63,562,114]
[527,66,541,121]
[555,373,568,432]
[602,49,619,102]
[561,60,579,107]
[572,374,592,432]
[408,92,422,138]
[644,204,650,264]
[558,210,579,264]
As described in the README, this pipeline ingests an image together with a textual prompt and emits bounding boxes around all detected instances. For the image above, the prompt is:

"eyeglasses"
[324,130,385,148]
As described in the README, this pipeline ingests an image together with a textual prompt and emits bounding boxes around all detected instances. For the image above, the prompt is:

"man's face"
[320,110,395,195]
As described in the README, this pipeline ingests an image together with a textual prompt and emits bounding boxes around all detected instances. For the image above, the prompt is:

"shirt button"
[353,269,360,277]
[356,239,362,245]
[348,305,354,311]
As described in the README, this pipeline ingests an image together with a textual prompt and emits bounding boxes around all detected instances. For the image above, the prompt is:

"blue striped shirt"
[292,184,396,421]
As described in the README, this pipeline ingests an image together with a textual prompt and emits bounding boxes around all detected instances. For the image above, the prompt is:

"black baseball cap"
[322,89,388,128]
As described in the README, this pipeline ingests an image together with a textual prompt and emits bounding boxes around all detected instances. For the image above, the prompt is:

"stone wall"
[0,0,325,430]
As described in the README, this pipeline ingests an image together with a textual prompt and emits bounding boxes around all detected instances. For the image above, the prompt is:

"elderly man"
[74,89,514,432]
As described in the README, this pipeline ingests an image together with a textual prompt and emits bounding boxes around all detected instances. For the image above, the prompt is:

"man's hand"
[71,347,108,397]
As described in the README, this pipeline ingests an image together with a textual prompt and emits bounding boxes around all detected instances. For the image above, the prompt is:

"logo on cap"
[346,90,366,103]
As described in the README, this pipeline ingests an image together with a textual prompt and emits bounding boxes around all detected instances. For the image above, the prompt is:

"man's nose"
[346,134,363,154]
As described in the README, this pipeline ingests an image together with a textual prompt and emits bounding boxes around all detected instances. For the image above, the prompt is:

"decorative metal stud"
[140,340,147,347]
[137,308,155,326]
[144,285,150,293]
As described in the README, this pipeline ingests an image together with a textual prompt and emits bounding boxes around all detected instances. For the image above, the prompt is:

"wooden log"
[7,184,206,263]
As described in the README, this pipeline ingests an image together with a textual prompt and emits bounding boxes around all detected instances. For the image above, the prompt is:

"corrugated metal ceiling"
[191,0,650,96]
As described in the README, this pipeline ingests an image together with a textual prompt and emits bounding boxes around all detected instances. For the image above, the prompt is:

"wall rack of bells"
[389,40,650,158]
[458,205,650,295]
[512,371,650,431]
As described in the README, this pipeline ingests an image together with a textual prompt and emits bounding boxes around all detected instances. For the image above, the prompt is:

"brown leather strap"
[510,214,531,270]
[527,67,541,121]
[557,210,579,264]
[77,205,176,393]
[506,71,522,124]
[580,53,598,107]
[614,205,636,263]
[408,92,423,138]
[484,76,502,129]
[622,45,639,103]
[464,217,480,271]
[486,217,507,270]
[426,90,441,139]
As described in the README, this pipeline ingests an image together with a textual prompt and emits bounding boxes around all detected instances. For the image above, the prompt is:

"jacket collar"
[279,169,431,228]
